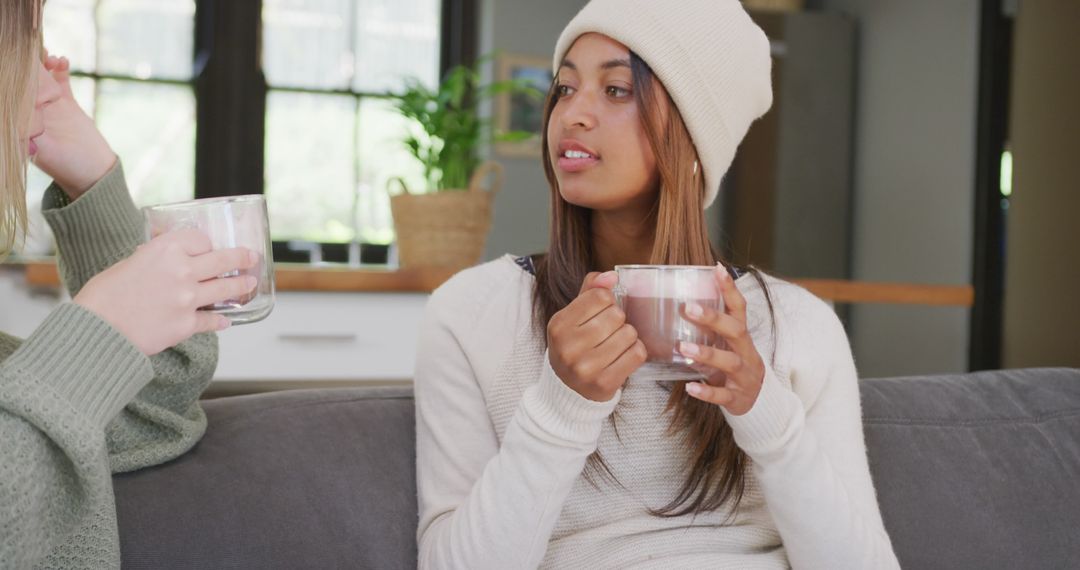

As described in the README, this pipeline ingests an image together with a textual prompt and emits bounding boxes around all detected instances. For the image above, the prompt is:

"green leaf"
[385,52,527,193]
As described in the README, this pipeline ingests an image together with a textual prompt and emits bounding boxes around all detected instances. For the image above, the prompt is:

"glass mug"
[143,195,275,325]
[612,265,724,380]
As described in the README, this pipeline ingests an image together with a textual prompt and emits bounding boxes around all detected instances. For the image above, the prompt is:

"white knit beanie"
[553,0,773,209]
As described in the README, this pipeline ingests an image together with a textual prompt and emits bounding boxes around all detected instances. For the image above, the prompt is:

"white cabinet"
[0,268,428,385]
[0,268,65,337]
[215,291,427,382]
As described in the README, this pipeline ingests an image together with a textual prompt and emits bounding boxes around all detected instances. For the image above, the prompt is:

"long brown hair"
[0,0,43,257]
[532,51,776,517]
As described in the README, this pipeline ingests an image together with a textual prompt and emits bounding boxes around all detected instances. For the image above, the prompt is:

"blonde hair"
[0,0,43,256]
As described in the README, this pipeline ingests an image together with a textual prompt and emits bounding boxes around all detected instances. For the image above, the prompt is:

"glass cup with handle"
[143,195,275,324]
[612,265,724,380]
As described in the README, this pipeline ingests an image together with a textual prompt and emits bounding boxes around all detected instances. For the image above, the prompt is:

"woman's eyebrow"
[600,58,631,70]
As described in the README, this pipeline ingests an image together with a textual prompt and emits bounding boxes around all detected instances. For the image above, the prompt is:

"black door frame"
[969,0,1014,371]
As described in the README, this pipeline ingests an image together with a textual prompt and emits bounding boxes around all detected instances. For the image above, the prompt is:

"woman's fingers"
[683,304,753,354]
[680,341,742,379]
[674,266,765,415]
[580,303,626,347]
[195,275,257,309]
[192,247,257,282]
[593,323,639,366]
[579,270,617,295]
[565,323,635,381]
[193,311,231,334]
[715,263,747,323]
[573,286,618,325]
[43,54,74,97]
[601,339,648,386]
[685,381,735,406]
[154,228,214,257]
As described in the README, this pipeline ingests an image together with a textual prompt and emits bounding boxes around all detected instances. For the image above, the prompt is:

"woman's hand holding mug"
[547,271,648,402]
[74,229,257,355]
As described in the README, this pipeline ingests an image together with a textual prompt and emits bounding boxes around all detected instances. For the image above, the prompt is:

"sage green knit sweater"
[0,163,218,569]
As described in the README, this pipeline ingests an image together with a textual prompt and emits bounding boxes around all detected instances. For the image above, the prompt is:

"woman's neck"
[591,206,656,271]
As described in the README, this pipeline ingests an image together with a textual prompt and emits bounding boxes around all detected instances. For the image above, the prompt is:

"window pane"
[98,0,195,80]
[263,0,353,90]
[21,77,98,257]
[353,0,440,93]
[356,98,425,244]
[95,80,196,206]
[42,0,96,74]
[68,76,98,117]
[265,91,357,242]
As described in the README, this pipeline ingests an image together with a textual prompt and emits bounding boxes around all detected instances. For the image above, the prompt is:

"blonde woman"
[1,1,258,568]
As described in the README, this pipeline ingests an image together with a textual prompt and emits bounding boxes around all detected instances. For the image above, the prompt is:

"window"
[261,0,439,244]
[23,0,472,259]
[24,0,197,256]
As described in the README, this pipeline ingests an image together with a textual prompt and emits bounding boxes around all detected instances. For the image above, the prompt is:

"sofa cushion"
[113,368,1080,569]
[860,367,1080,570]
[114,386,417,570]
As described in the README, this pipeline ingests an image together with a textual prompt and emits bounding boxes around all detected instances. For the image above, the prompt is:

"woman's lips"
[555,139,600,173]
[556,153,600,172]
[28,131,44,156]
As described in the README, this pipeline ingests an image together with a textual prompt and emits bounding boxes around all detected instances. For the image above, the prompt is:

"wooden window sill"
[18,259,456,294]
[14,258,974,305]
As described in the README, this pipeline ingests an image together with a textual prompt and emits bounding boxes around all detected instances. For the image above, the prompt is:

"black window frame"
[192,0,477,262]
[44,2,203,207]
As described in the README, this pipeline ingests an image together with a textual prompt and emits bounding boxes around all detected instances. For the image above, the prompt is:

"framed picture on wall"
[495,53,553,158]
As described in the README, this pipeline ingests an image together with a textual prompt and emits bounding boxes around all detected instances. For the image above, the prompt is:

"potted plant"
[388,57,539,270]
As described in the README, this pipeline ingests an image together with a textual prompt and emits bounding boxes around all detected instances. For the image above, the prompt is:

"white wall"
[480,0,587,260]
[819,0,980,377]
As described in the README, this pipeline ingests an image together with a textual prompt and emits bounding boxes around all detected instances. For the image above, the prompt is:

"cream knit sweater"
[415,255,900,569]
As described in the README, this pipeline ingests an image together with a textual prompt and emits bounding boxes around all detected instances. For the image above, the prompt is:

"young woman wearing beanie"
[414,0,900,568]
[1,1,258,567]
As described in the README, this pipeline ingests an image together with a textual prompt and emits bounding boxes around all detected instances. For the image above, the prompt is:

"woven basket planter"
[390,161,504,270]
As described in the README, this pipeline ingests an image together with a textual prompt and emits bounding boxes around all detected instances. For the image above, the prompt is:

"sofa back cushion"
[114,386,418,570]
[114,368,1080,569]
[860,368,1080,570]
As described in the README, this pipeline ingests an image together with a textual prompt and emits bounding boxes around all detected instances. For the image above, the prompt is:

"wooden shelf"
[18,259,974,306]
[792,279,974,307]
[273,264,456,293]
[22,260,457,294]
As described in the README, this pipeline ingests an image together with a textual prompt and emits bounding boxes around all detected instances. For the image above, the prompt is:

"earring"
[692,160,699,176]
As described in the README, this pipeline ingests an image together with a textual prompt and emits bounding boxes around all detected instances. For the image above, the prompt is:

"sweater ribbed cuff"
[723,365,803,457]
[520,356,621,445]
[41,161,143,296]
[3,303,153,431]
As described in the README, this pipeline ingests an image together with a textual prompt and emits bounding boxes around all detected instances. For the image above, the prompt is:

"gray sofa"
[113,368,1080,569]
